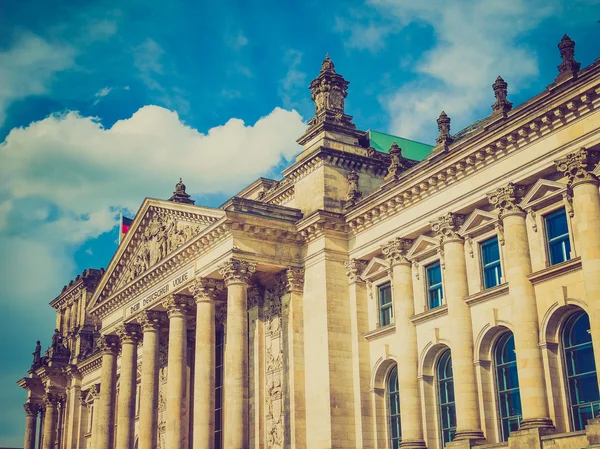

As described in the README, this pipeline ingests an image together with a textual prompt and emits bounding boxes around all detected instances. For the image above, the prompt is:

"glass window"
[562,312,600,431]
[388,366,401,449]
[427,262,443,309]
[495,333,522,440]
[437,350,456,446]
[545,209,571,265]
[214,327,225,449]
[481,237,502,289]
[379,282,393,327]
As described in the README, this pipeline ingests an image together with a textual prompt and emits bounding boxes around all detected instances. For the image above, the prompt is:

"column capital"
[189,278,224,303]
[487,182,526,217]
[282,267,305,293]
[344,259,368,282]
[247,285,263,309]
[430,212,465,243]
[139,310,167,332]
[218,258,256,286]
[116,323,142,345]
[162,294,194,318]
[23,402,40,416]
[98,334,120,354]
[381,237,413,266]
[79,391,88,407]
[89,384,100,399]
[555,147,600,187]
[43,393,64,406]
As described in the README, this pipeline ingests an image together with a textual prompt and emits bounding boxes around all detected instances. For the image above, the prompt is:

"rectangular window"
[378,282,393,327]
[545,209,571,266]
[427,262,443,309]
[481,237,502,289]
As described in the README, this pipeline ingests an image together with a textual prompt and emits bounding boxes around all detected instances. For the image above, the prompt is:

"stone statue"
[31,340,41,369]
[51,329,60,348]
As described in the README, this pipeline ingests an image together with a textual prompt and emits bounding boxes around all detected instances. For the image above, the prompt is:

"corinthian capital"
[487,183,526,217]
[23,402,40,416]
[381,237,413,265]
[97,334,120,354]
[116,323,142,345]
[344,259,368,282]
[189,278,224,303]
[138,310,166,332]
[555,148,600,187]
[430,213,465,243]
[218,259,256,286]
[162,294,194,318]
[285,267,305,292]
[43,393,64,406]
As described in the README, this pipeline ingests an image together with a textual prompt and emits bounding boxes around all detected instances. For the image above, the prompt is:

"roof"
[367,130,434,161]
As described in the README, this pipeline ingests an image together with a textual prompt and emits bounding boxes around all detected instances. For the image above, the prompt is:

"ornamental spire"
[555,34,580,83]
[436,111,454,148]
[492,76,512,115]
[169,178,195,204]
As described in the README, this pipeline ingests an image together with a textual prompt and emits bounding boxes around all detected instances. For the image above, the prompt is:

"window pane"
[438,350,456,446]
[495,334,522,441]
[546,209,571,265]
[427,263,441,286]
[482,237,500,262]
[546,210,568,239]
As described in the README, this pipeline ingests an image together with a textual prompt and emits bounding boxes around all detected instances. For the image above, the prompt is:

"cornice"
[410,304,448,325]
[465,284,509,307]
[364,323,396,341]
[77,352,102,377]
[296,210,348,243]
[527,257,582,284]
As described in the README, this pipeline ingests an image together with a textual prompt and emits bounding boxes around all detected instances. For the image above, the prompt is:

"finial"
[169,178,195,204]
[436,111,454,148]
[321,53,335,73]
[555,34,580,83]
[492,76,513,115]
[385,142,404,181]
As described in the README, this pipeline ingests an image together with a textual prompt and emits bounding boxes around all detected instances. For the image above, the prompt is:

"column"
[42,394,62,449]
[38,406,45,449]
[218,258,256,449]
[138,310,165,449]
[556,148,600,389]
[89,385,100,449]
[96,334,120,449]
[65,368,82,449]
[64,305,72,335]
[488,184,553,429]
[383,238,427,448]
[190,278,222,449]
[23,403,39,449]
[115,323,142,449]
[76,395,89,449]
[71,301,78,330]
[163,295,194,449]
[431,213,484,443]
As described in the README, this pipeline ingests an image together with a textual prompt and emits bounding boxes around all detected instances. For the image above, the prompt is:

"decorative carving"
[555,148,600,186]
[168,178,195,204]
[116,323,142,345]
[465,236,474,258]
[278,267,305,294]
[495,223,505,246]
[487,183,526,217]
[345,170,362,209]
[23,402,40,416]
[436,111,454,148]
[247,285,263,309]
[218,259,256,286]
[344,259,368,282]
[43,393,64,406]
[97,334,120,354]
[139,310,166,332]
[555,34,581,83]
[89,384,100,399]
[215,304,227,327]
[527,209,538,233]
[562,192,574,218]
[381,237,413,265]
[492,76,513,115]
[189,278,223,302]
[162,294,194,318]
[385,142,410,181]
[430,213,466,243]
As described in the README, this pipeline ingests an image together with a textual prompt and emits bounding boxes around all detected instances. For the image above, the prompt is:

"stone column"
[163,295,194,449]
[76,395,89,449]
[64,305,71,335]
[218,259,256,449]
[23,403,40,449]
[382,238,427,448]
[70,301,78,330]
[431,213,484,444]
[42,394,62,449]
[488,184,553,430]
[556,148,600,389]
[115,323,142,449]
[89,385,100,449]
[96,334,120,449]
[189,278,223,449]
[64,367,82,449]
[138,310,165,449]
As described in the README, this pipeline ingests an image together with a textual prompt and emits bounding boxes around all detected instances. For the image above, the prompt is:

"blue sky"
[0,0,599,445]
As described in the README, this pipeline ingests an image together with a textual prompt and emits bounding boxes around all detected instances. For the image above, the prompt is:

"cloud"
[227,32,248,50]
[278,50,310,112]
[0,32,76,126]
[334,17,394,52]
[134,38,164,91]
[93,86,113,105]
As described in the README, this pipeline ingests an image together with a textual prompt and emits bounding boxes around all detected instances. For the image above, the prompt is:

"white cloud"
[134,38,164,91]
[335,17,394,52]
[278,50,310,112]
[93,86,113,105]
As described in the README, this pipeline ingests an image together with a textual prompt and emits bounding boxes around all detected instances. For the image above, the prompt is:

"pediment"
[361,257,389,281]
[459,209,498,237]
[89,198,225,310]
[407,235,439,260]
[521,179,569,211]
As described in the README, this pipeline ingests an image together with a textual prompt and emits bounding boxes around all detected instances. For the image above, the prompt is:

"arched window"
[562,312,600,430]
[388,366,401,449]
[494,333,522,440]
[437,350,456,446]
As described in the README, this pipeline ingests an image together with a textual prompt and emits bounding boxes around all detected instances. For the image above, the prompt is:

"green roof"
[368,130,434,161]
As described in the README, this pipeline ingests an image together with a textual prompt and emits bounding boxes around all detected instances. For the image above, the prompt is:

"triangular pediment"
[459,209,498,236]
[407,235,439,260]
[521,179,568,211]
[89,198,225,310]
[361,257,389,281]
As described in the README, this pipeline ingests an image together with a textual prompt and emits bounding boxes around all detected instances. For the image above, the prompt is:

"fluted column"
[96,334,120,449]
[556,149,600,390]
[115,324,142,449]
[76,395,89,449]
[488,184,553,429]
[382,238,427,448]
[431,213,484,443]
[42,394,62,449]
[189,278,223,449]
[163,294,194,449]
[138,311,165,449]
[70,301,78,329]
[23,403,40,449]
[65,367,82,449]
[218,258,256,449]
[89,385,100,449]
[64,305,72,335]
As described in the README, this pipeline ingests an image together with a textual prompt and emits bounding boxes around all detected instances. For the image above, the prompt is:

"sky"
[0,0,599,445]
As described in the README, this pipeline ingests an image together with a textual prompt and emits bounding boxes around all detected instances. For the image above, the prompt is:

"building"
[17,35,600,449]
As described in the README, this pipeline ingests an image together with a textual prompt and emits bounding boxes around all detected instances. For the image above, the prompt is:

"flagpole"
[118,211,123,245]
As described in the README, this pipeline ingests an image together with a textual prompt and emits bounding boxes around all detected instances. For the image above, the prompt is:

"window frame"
[377,281,394,327]
[437,349,456,447]
[480,236,503,290]
[493,333,522,441]
[387,365,401,449]
[425,261,444,310]
[544,208,572,266]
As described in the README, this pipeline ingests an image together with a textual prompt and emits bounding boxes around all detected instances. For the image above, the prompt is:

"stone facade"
[18,35,600,449]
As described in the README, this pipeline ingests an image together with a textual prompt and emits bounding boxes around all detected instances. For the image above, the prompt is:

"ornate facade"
[18,35,600,449]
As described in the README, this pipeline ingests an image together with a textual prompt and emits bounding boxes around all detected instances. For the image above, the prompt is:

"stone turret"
[169,178,195,204]
[555,34,581,83]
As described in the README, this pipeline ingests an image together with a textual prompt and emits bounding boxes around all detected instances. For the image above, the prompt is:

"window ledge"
[410,304,448,325]
[465,283,509,306]
[527,257,581,284]
[540,430,586,441]
[364,323,396,341]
